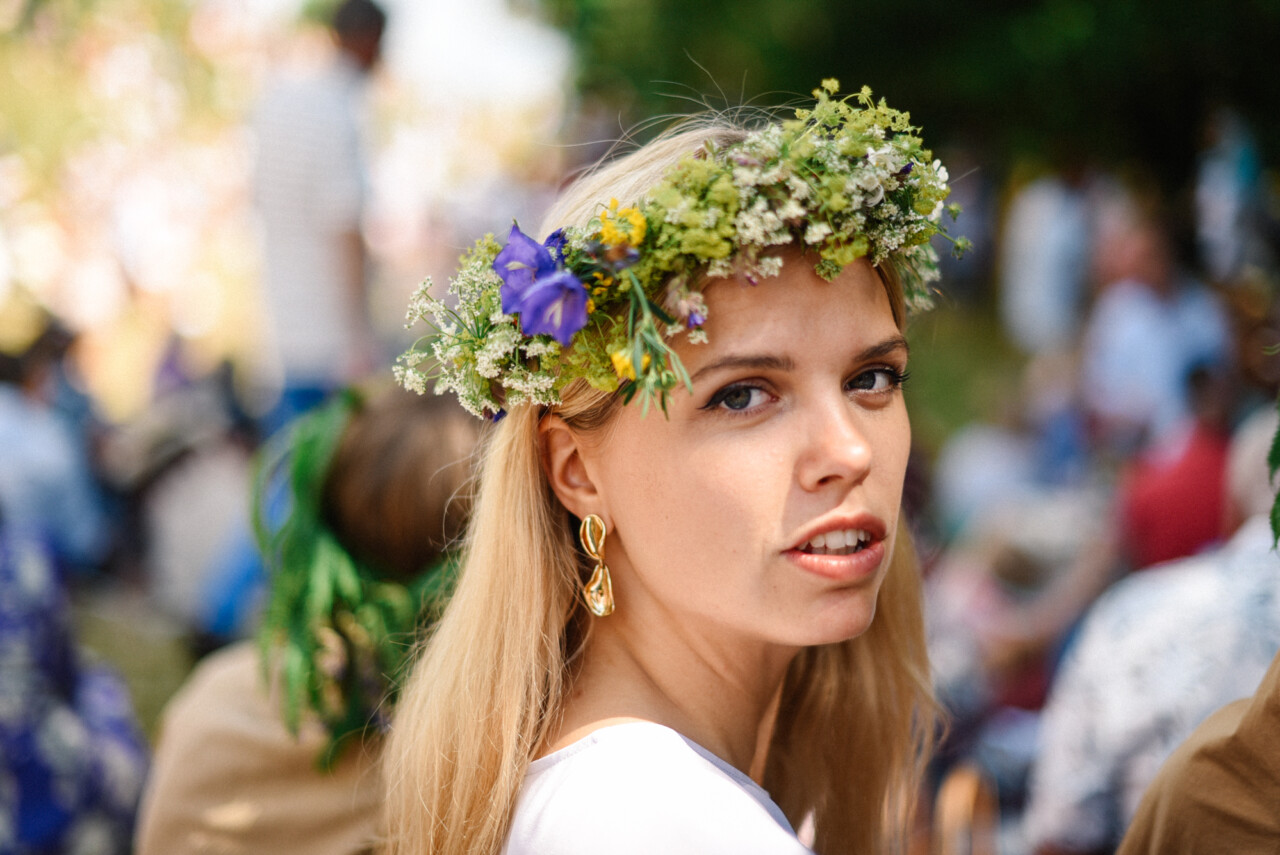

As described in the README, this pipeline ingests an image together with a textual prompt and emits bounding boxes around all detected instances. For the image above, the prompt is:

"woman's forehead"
[687,257,897,356]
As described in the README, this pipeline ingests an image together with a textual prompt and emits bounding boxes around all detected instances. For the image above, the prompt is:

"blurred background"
[2,0,1280,852]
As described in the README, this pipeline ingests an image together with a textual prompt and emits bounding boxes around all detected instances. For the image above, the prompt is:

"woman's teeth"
[800,529,871,555]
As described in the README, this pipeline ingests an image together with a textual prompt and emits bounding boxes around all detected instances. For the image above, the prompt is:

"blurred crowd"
[920,105,1280,854]
[2,1,1280,853]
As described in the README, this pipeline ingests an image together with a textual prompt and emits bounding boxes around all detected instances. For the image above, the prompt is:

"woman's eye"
[706,384,769,412]
[847,367,908,393]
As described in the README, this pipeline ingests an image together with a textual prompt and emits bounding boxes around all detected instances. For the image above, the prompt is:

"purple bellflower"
[514,271,589,345]
[493,222,589,346]
[494,223,554,314]
[543,228,568,265]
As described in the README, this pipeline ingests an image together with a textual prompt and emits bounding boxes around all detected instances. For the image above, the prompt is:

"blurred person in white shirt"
[253,0,386,435]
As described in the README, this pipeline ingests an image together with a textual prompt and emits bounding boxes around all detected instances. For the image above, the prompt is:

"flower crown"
[397,80,967,419]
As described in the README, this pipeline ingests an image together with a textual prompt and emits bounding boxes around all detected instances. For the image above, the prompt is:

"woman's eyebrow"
[859,335,910,363]
[688,335,910,384]
[689,354,795,384]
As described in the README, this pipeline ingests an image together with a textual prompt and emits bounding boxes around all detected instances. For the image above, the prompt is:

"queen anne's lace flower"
[399,81,967,419]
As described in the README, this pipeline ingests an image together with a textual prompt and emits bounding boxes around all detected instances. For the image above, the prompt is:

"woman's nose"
[795,399,873,492]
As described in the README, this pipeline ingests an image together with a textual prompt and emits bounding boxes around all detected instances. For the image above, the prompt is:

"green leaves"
[253,392,458,767]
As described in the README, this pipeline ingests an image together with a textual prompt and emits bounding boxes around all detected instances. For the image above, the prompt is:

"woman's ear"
[539,414,602,519]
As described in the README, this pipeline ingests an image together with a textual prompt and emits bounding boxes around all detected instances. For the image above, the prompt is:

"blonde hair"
[382,120,938,855]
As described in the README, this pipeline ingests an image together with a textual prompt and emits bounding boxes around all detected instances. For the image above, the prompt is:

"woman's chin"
[786,598,880,648]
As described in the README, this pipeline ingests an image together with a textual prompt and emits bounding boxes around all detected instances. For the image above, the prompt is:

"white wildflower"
[394,364,429,395]
[758,256,784,278]
[475,326,520,378]
[777,198,806,221]
[522,338,561,358]
[804,222,833,244]
[405,278,437,323]
[759,163,790,185]
[867,145,902,173]
[735,209,767,245]
[707,258,735,278]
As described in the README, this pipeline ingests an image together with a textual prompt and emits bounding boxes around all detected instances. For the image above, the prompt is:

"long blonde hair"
[382,119,938,855]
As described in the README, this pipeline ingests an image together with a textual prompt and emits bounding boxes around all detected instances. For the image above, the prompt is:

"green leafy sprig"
[253,390,456,767]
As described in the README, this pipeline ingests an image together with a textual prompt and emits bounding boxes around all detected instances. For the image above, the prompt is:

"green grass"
[905,300,1027,459]
[72,586,195,743]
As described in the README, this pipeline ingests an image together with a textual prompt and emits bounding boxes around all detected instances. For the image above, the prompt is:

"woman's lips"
[785,539,887,582]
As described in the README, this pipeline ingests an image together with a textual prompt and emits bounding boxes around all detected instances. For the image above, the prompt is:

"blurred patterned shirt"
[1023,515,1280,853]
[0,529,148,854]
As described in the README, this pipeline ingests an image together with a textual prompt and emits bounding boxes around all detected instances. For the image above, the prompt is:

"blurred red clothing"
[1119,423,1230,569]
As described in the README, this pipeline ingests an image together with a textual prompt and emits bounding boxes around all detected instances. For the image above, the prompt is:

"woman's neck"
[546,607,799,783]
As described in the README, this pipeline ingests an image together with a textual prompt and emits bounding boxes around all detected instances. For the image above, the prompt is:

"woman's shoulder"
[137,641,382,855]
[504,721,813,855]
[159,641,265,722]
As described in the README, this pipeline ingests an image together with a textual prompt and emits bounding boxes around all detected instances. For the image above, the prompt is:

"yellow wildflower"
[610,349,651,381]
[599,197,647,247]
[621,207,646,244]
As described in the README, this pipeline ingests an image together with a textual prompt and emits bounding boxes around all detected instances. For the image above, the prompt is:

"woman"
[387,81,963,855]
[135,384,479,855]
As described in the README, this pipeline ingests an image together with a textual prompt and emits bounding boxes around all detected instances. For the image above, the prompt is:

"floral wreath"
[397,80,968,419]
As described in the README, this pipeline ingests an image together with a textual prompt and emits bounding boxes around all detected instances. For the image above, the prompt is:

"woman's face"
[576,254,911,650]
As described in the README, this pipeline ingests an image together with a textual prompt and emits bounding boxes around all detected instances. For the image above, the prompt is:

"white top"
[998,176,1090,354]
[253,56,369,383]
[502,722,814,855]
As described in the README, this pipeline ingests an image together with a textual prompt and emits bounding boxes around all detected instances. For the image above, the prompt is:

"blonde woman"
[386,82,964,855]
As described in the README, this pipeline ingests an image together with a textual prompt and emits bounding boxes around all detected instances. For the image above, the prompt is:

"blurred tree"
[535,0,1280,188]
[0,0,220,195]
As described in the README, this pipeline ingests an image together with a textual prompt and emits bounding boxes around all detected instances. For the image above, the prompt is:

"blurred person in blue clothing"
[0,326,110,575]
[1195,105,1271,286]
[0,519,149,853]
[1080,216,1232,455]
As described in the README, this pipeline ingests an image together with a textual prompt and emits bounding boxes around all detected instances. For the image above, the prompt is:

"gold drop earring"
[579,514,615,617]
